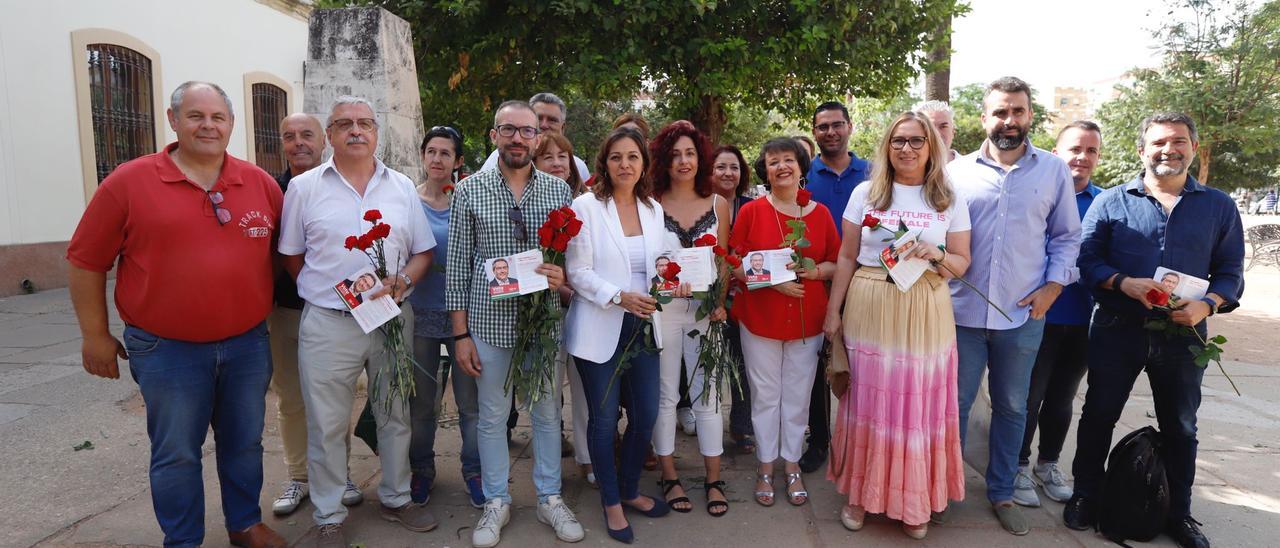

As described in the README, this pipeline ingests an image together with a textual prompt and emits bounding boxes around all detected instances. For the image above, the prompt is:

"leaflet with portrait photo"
[485,249,548,301]
[879,229,929,293]
[744,248,797,290]
[667,246,716,291]
[333,266,401,334]
[1152,267,1209,304]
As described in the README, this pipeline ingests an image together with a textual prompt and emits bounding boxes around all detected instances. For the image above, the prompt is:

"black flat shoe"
[1063,495,1094,531]
[658,478,692,513]
[1167,516,1210,548]
[622,494,670,518]
[798,446,828,474]
[704,480,729,517]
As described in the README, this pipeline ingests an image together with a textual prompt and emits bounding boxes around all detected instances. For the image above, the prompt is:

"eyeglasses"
[890,137,928,150]
[207,190,232,225]
[329,118,378,132]
[508,206,527,243]
[495,124,539,139]
[432,125,462,140]
[815,121,848,133]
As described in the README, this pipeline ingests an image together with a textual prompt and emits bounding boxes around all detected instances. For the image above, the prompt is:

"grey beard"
[1151,162,1186,176]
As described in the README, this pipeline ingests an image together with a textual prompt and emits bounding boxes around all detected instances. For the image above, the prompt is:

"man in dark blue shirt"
[1013,121,1103,509]
[797,100,870,473]
[1065,113,1244,548]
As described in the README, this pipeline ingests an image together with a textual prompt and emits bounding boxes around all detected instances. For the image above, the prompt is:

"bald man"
[269,114,365,515]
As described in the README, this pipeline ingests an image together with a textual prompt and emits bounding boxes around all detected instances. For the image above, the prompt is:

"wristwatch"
[398,273,413,288]
[611,290,623,305]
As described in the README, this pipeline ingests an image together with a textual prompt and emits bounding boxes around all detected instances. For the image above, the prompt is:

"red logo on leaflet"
[239,210,274,238]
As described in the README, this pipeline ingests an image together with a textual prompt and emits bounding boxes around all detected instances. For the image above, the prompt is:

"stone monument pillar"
[304,7,425,182]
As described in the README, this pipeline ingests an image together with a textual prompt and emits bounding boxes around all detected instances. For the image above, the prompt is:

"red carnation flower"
[796,188,812,207]
[356,234,373,250]
[559,206,576,219]
[344,236,359,250]
[551,232,572,253]
[376,223,393,239]
[363,209,382,222]
[694,234,717,247]
[1146,288,1170,307]
[443,184,455,195]
[861,214,880,229]
[548,209,569,229]
[713,245,727,257]
[661,261,682,281]
[584,175,596,187]
[538,226,554,248]
[725,254,742,268]
[564,217,583,237]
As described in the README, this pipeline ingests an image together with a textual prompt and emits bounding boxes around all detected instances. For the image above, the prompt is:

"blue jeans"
[410,336,481,483]
[124,322,271,547]
[575,314,661,506]
[1072,307,1206,518]
[956,317,1046,503]
[472,334,562,504]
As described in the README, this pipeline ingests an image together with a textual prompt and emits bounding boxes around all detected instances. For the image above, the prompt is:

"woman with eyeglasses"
[564,127,671,543]
[710,144,757,456]
[823,112,970,539]
[728,137,839,509]
[406,126,486,508]
[534,131,594,487]
[648,121,732,517]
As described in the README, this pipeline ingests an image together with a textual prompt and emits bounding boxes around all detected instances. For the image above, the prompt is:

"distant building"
[1048,72,1137,132]
[0,0,312,296]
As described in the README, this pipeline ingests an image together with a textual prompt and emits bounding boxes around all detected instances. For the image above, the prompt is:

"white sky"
[948,0,1167,93]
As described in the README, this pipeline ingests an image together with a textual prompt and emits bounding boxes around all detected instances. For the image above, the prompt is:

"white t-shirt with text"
[841,182,971,267]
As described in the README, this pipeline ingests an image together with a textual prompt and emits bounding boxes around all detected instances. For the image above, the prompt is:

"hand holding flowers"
[1141,287,1238,395]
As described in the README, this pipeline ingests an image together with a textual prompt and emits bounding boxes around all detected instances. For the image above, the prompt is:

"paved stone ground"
[5,222,1279,546]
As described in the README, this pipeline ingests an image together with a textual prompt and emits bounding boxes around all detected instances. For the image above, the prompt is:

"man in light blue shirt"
[947,77,1081,536]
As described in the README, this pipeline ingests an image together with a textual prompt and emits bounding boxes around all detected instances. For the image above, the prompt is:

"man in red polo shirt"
[67,81,285,548]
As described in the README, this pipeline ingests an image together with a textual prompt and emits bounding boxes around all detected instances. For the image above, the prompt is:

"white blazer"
[564,192,667,364]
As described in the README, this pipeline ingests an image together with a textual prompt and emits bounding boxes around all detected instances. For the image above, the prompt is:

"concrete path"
[2,282,1277,547]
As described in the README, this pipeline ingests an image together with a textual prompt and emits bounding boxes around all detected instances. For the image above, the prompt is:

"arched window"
[251,83,288,178]
[86,44,156,183]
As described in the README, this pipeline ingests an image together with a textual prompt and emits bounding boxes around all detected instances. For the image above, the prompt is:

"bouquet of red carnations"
[343,209,416,412]
[687,234,745,404]
[508,206,582,404]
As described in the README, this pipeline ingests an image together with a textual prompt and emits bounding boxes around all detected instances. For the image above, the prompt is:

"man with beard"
[947,77,1080,536]
[1012,121,1103,509]
[269,113,367,517]
[447,101,584,547]
[1065,113,1243,548]
[279,96,438,546]
[799,100,871,473]
[480,92,590,178]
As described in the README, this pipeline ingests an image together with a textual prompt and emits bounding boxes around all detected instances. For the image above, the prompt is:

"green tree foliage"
[1095,0,1280,189]
[355,0,966,156]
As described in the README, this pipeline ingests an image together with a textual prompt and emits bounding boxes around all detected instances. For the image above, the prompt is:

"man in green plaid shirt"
[445,100,584,547]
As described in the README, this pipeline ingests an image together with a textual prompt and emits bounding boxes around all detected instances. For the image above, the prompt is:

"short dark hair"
[493,258,508,267]
[1056,120,1102,142]
[753,137,811,186]
[1137,112,1199,149]
[493,100,536,127]
[421,125,465,157]
[813,101,850,126]
[711,144,752,197]
[984,76,1033,108]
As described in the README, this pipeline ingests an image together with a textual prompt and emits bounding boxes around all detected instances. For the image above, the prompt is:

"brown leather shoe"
[381,502,439,532]
[228,523,286,548]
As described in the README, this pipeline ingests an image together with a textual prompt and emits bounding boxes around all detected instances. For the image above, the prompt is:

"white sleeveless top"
[625,235,649,293]
[661,194,721,292]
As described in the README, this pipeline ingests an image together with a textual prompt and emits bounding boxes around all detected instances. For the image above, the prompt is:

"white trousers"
[653,299,723,457]
[298,304,413,524]
[563,348,592,465]
[739,324,822,463]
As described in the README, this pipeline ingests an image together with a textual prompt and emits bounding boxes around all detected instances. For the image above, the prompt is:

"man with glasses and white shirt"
[480,92,590,179]
[447,100,584,547]
[279,96,437,547]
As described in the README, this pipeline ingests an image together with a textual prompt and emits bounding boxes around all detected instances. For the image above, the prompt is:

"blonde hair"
[865,112,954,213]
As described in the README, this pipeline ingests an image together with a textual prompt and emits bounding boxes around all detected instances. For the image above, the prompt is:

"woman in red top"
[729,137,839,508]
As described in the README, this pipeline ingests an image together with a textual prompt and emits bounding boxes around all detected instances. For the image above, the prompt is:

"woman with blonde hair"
[823,112,970,539]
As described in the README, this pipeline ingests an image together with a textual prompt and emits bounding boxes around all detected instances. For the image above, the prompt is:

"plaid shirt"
[446,167,572,348]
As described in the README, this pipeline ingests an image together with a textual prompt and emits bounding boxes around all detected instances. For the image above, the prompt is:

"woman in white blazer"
[564,127,671,543]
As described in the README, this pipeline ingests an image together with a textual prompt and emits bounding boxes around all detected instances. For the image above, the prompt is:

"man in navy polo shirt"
[1065,112,1244,548]
[800,100,870,473]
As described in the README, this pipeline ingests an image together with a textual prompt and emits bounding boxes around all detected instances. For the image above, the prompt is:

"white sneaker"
[537,495,585,543]
[1012,466,1041,507]
[473,498,510,548]
[342,477,364,506]
[678,407,696,436]
[1033,462,1073,503]
[271,480,308,515]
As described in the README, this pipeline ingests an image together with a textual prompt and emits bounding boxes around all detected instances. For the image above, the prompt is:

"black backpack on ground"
[1097,425,1170,544]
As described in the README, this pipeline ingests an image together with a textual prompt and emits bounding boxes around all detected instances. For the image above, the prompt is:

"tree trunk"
[691,94,728,145]
[1197,142,1212,184]
[924,14,952,102]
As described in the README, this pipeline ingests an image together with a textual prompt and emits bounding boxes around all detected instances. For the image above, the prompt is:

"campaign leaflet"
[1153,266,1210,302]
[333,266,401,334]
[484,248,549,300]
[879,229,930,293]
[654,246,716,295]
[744,248,798,290]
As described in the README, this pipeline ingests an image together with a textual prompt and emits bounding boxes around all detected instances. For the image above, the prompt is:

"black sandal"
[658,478,692,513]
[704,480,729,517]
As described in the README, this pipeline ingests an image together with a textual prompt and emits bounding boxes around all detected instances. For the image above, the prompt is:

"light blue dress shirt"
[948,142,1082,330]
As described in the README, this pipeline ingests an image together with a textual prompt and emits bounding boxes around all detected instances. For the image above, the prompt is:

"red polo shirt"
[67,142,284,342]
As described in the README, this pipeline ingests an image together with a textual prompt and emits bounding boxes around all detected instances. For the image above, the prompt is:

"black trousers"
[806,343,830,450]
[1019,322,1089,465]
